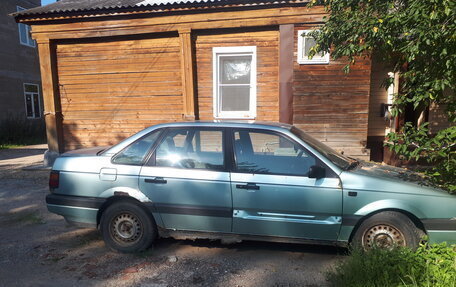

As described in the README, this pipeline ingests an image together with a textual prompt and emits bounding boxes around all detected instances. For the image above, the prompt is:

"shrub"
[326,243,456,287]
[386,123,456,193]
[0,113,46,146]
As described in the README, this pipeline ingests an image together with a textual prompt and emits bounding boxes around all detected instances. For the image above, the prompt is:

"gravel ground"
[0,145,344,287]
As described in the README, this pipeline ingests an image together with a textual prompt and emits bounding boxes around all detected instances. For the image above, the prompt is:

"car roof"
[152,120,293,130]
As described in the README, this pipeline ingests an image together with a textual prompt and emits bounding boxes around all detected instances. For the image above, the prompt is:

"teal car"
[46,122,456,253]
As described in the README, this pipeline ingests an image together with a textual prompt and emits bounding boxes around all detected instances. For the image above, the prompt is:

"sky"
[41,0,57,6]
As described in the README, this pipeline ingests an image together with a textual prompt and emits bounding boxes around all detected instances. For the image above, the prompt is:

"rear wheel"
[100,201,156,253]
[352,211,423,250]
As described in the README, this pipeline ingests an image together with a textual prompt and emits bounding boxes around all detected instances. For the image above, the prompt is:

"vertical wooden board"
[368,56,391,137]
[56,36,182,150]
[195,29,280,121]
[293,25,371,159]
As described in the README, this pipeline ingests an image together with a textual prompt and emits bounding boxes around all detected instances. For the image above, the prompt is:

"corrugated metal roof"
[13,0,304,18]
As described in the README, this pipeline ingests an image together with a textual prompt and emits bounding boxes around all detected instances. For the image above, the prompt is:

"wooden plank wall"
[292,25,371,159]
[368,57,390,138]
[429,103,454,134]
[56,36,182,150]
[195,29,280,121]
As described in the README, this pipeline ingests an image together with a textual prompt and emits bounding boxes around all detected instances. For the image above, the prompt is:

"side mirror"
[308,165,326,179]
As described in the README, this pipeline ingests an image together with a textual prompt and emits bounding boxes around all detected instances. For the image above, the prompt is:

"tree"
[307,0,456,191]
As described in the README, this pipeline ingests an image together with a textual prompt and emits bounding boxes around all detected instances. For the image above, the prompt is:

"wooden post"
[279,24,294,124]
[36,39,64,153]
[179,28,197,120]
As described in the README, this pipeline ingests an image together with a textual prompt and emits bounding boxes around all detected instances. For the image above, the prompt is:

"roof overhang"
[13,0,310,23]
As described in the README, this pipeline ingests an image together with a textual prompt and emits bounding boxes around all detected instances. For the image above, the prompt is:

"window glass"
[113,130,161,165]
[291,126,351,169]
[297,30,329,64]
[220,86,250,111]
[17,6,35,47]
[25,94,33,118]
[220,56,251,84]
[24,84,40,118]
[156,129,224,170]
[234,130,316,176]
[24,84,38,93]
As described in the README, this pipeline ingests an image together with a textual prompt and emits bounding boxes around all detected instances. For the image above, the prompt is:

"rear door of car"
[230,128,343,241]
[139,127,232,232]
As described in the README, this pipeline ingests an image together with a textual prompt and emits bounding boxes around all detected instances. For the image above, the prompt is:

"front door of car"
[139,127,232,233]
[230,129,343,241]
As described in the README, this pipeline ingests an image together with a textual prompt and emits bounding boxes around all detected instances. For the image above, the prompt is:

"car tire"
[352,211,423,250]
[100,201,157,253]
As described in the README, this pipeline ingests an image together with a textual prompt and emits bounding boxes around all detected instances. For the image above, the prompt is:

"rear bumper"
[46,193,103,226]
[423,218,456,245]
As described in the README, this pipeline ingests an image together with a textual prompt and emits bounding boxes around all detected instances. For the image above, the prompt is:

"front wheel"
[100,201,157,253]
[352,211,423,250]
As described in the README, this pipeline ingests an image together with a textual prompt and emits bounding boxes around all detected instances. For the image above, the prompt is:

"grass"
[0,144,24,150]
[0,211,45,226]
[326,243,456,287]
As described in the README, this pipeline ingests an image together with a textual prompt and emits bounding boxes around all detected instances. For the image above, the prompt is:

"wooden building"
[14,0,389,161]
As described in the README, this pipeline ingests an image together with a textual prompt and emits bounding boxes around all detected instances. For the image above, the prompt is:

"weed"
[326,243,456,287]
[0,211,45,226]
[0,113,46,146]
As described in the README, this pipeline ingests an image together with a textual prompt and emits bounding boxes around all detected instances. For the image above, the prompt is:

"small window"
[17,7,35,47]
[213,46,256,119]
[23,83,40,118]
[155,128,224,171]
[112,130,162,165]
[297,30,329,64]
[233,130,316,176]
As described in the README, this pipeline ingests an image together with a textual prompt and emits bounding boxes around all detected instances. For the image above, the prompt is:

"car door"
[139,127,232,233]
[230,128,343,241]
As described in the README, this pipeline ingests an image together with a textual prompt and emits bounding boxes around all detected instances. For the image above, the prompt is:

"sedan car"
[46,121,456,252]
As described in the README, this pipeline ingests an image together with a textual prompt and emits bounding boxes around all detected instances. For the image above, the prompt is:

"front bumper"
[46,193,104,226]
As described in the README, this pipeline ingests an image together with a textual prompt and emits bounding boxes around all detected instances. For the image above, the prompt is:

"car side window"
[112,130,161,165]
[155,128,224,171]
[233,130,316,176]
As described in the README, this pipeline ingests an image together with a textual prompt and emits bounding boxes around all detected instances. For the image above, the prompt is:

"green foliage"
[386,124,456,192]
[327,243,456,287]
[307,0,456,117]
[0,113,46,146]
[307,0,455,190]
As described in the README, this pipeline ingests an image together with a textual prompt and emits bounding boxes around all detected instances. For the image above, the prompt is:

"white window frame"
[23,83,41,119]
[213,46,257,119]
[17,6,35,47]
[297,30,329,64]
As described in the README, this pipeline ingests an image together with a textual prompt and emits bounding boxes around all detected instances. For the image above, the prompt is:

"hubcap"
[111,213,142,245]
[362,224,406,249]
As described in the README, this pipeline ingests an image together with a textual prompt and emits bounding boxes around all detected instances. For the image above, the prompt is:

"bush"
[0,113,46,147]
[327,243,456,287]
[386,123,456,193]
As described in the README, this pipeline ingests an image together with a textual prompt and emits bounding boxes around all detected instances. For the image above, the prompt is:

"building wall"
[428,103,454,134]
[0,0,41,121]
[366,56,392,161]
[292,25,372,160]
[195,28,279,122]
[56,35,183,150]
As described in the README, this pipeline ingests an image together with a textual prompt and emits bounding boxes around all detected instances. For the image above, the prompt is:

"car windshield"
[290,126,353,170]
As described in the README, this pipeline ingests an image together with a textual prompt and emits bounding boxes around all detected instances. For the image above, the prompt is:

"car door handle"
[236,183,260,190]
[144,177,167,184]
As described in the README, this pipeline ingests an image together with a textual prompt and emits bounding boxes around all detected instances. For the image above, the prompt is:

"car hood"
[61,146,110,157]
[340,161,453,197]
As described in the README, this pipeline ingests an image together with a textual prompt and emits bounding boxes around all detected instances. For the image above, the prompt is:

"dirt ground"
[0,145,344,287]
